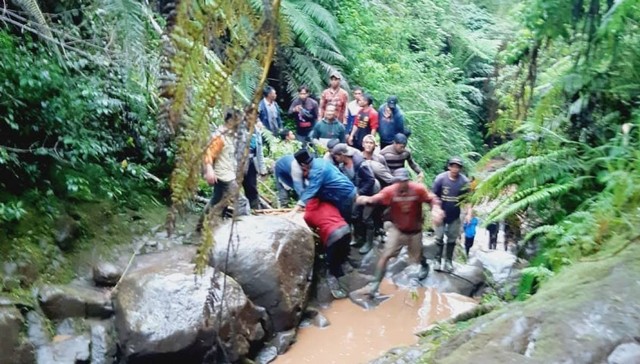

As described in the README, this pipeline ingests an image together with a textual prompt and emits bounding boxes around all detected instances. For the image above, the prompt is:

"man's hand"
[431,206,445,226]
[287,204,302,219]
[347,135,354,145]
[204,166,217,185]
[356,196,370,205]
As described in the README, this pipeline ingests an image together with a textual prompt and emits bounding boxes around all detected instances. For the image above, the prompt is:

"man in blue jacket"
[258,85,283,134]
[289,149,356,223]
[377,96,405,149]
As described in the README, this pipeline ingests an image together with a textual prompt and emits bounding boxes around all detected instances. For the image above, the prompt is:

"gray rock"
[254,345,278,364]
[113,248,264,362]
[429,243,640,363]
[36,334,90,364]
[89,319,116,364]
[210,216,315,332]
[55,318,80,336]
[474,250,527,298]
[608,342,640,364]
[53,215,81,251]
[0,305,34,364]
[38,284,113,320]
[338,270,374,292]
[92,262,123,287]
[312,312,330,328]
[269,329,297,354]
[26,311,50,348]
[358,246,381,275]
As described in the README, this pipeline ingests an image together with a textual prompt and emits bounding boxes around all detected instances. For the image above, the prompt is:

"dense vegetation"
[1,0,638,303]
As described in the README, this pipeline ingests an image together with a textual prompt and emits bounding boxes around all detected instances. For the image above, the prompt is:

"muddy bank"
[274,281,476,364]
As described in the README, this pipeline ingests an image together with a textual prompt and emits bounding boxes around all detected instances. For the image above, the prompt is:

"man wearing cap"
[288,85,319,142]
[289,149,356,222]
[332,143,378,254]
[378,96,405,149]
[356,168,444,296]
[319,71,349,125]
[309,104,347,146]
[380,133,424,182]
[347,93,379,151]
[431,157,471,272]
[323,138,361,167]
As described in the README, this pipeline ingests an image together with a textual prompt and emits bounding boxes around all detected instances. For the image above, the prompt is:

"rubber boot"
[444,243,455,272]
[358,228,375,254]
[433,242,444,271]
[417,259,429,280]
[367,268,385,296]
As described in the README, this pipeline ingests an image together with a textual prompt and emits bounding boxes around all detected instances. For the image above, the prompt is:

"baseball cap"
[327,138,340,151]
[330,71,342,79]
[387,96,398,108]
[294,149,314,165]
[448,157,464,167]
[331,143,355,157]
[393,133,408,145]
[393,168,410,182]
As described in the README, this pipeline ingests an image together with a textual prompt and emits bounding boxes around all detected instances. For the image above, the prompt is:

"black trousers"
[464,236,475,256]
[243,158,260,209]
[326,235,350,278]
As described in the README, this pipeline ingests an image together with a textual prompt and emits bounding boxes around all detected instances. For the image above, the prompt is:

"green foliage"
[475,0,640,292]
[333,0,507,178]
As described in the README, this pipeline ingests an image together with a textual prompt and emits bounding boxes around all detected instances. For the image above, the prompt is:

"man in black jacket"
[331,143,378,254]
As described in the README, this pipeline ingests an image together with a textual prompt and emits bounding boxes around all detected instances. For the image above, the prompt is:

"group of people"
[202,75,476,298]
[258,72,407,153]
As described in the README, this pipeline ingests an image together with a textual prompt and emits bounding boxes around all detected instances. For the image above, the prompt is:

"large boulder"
[113,247,264,362]
[37,284,113,320]
[0,305,34,364]
[209,215,315,332]
[432,241,640,363]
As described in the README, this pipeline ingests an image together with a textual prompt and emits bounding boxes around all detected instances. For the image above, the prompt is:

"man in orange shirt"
[356,168,444,296]
[318,71,349,125]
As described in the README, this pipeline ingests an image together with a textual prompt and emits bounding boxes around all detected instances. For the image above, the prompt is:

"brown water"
[274,281,477,364]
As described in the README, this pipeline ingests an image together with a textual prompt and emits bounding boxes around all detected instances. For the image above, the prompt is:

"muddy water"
[274,281,477,364]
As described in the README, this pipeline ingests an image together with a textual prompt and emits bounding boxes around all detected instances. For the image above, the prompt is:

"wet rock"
[358,246,381,275]
[269,329,297,354]
[26,311,50,348]
[36,334,90,364]
[55,318,82,336]
[0,305,34,364]
[348,286,391,310]
[386,255,409,277]
[89,319,117,364]
[210,216,315,332]
[254,345,278,364]
[369,346,426,364]
[312,312,330,328]
[608,342,640,364]
[474,250,527,299]
[53,215,81,251]
[421,238,440,260]
[113,248,263,362]
[430,243,640,363]
[339,270,374,292]
[38,284,113,320]
[92,262,123,287]
[418,263,484,297]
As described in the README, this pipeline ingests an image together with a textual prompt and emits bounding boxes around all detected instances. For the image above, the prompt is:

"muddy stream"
[274,281,477,364]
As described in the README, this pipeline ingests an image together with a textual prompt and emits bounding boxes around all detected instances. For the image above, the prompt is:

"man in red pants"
[303,198,351,298]
[356,168,444,296]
